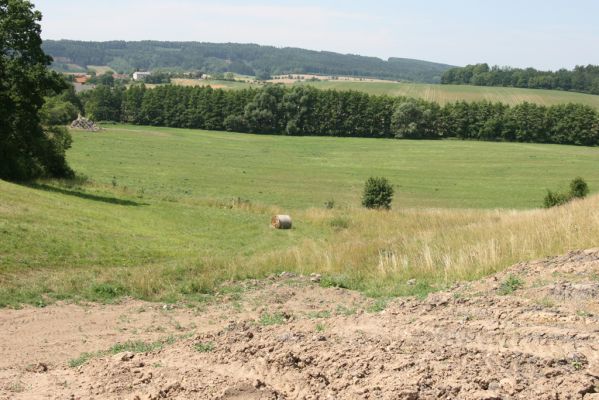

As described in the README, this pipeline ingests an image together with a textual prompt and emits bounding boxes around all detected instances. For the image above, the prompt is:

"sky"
[35,0,599,70]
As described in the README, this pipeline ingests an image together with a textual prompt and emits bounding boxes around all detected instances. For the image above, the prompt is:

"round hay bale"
[271,214,292,229]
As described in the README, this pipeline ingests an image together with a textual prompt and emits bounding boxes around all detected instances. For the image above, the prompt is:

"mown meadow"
[169,78,599,110]
[297,81,599,109]
[1,125,599,307]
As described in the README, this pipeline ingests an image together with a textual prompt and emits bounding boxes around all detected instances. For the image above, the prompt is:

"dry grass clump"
[238,195,599,295]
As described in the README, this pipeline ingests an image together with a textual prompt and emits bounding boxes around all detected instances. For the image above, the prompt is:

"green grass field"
[1,125,599,306]
[66,125,599,209]
[297,81,599,109]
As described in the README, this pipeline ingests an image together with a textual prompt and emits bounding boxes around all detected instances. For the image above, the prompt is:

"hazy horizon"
[36,0,599,71]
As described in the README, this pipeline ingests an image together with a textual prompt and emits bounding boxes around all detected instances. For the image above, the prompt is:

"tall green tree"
[0,0,73,180]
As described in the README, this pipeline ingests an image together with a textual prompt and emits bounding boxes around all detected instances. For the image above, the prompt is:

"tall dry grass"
[232,195,599,295]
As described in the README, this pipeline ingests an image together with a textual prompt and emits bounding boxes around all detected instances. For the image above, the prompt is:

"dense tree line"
[442,63,599,95]
[80,84,599,146]
[43,40,454,83]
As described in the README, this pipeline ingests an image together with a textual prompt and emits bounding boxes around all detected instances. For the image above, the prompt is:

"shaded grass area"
[1,126,599,307]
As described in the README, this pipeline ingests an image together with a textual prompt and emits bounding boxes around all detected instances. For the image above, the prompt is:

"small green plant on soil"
[571,360,583,370]
[259,312,287,326]
[307,310,331,319]
[194,342,214,353]
[536,297,555,308]
[367,298,388,313]
[497,275,524,295]
[336,305,357,316]
[315,323,326,332]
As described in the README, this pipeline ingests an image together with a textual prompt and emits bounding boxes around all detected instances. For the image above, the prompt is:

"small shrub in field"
[569,177,589,199]
[362,177,394,209]
[324,199,335,209]
[544,177,589,208]
[543,190,571,208]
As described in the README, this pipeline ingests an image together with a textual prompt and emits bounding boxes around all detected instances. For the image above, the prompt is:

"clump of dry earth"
[1,250,599,399]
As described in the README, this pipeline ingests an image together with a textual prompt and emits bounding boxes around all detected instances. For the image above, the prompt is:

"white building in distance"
[132,71,151,81]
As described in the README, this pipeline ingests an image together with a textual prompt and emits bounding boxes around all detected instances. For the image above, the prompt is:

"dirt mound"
[2,250,599,399]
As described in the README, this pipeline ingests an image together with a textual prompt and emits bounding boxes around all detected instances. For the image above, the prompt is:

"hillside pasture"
[296,80,599,109]
[1,125,599,306]
[166,77,599,109]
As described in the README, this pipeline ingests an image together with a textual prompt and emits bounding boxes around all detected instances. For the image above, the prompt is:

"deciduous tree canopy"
[0,0,73,180]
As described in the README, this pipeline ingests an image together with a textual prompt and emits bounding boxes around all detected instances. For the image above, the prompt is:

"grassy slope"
[1,125,599,306]
[173,77,599,109]
[297,81,599,109]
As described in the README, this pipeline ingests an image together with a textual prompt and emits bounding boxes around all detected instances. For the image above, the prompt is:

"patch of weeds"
[153,362,163,368]
[315,323,326,332]
[6,381,25,393]
[68,335,184,368]
[180,280,214,296]
[89,282,127,302]
[320,275,352,290]
[68,352,95,368]
[576,310,593,317]
[497,275,524,295]
[307,310,331,319]
[329,216,350,230]
[531,278,549,288]
[452,291,465,300]
[536,297,555,308]
[230,197,251,209]
[324,199,335,209]
[335,305,357,316]
[194,342,214,353]
[367,298,388,313]
[219,284,245,296]
[389,281,436,299]
[108,339,164,354]
[35,298,47,308]
[118,314,131,323]
[259,312,287,326]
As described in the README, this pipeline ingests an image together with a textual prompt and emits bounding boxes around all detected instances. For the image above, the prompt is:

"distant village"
[69,70,208,92]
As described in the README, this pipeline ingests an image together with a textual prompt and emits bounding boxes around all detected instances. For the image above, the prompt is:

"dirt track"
[1,250,599,399]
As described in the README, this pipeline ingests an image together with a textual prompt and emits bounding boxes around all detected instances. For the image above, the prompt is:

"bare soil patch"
[1,250,599,399]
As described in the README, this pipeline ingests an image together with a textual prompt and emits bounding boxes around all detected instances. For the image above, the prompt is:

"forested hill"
[42,40,454,83]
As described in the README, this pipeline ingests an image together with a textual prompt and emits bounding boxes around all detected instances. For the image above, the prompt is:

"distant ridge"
[42,40,455,83]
